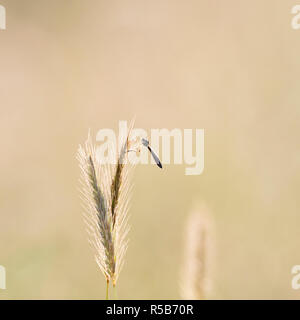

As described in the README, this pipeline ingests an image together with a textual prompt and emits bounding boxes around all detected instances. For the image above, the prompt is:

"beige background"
[0,0,299,299]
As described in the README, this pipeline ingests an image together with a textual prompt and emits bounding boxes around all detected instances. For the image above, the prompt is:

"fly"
[141,138,162,169]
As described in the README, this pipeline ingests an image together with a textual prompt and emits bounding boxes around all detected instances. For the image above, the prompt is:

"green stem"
[113,284,117,300]
[106,279,109,300]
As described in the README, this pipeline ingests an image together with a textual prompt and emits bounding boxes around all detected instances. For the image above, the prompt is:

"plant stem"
[113,284,117,300]
[106,279,109,300]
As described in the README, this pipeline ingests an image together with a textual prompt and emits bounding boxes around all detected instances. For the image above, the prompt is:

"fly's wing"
[148,146,162,169]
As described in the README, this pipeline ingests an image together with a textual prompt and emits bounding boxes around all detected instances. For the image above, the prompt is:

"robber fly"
[141,138,162,169]
[127,137,162,169]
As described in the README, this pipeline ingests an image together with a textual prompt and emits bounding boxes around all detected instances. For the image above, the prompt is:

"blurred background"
[0,0,299,299]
